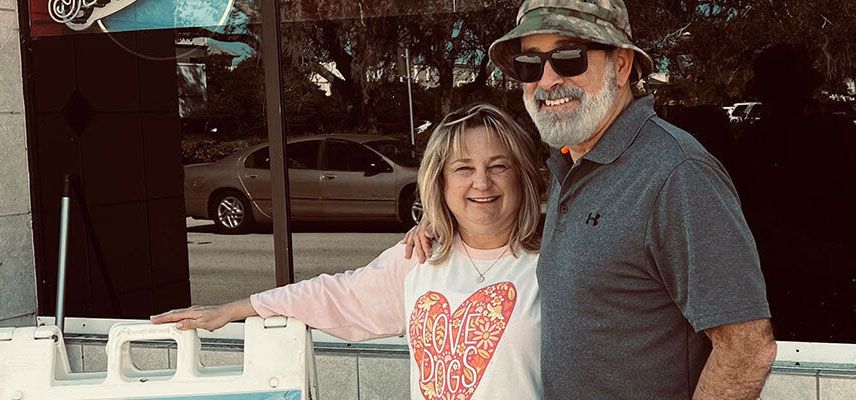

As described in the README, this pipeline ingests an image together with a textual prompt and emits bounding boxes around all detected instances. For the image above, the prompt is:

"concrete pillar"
[0,0,37,327]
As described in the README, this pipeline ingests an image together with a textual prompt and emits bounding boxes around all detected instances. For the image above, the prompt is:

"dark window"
[325,141,387,172]
[746,104,764,120]
[366,140,419,167]
[287,140,321,170]
[245,147,270,170]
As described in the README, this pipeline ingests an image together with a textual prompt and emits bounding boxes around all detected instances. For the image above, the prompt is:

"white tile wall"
[63,343,856,399]
[0,0,16,11]
[0,8,24,114]
[66,344,84,373]
[0,213,36,324]
[761,373,817,399]
[316,355,359,400]
[0,2,35,329]
[357,357,410,400]
[200,349,243,367]
[129,346,170,370]
[818,376,856,400]
[82,344,108,372]
[0,113,31,216]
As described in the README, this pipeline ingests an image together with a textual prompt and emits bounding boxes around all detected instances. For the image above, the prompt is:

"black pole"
[261,0,295,286]
[69,176,122,315]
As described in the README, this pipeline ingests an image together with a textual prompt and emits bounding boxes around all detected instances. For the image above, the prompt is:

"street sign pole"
[55,175,71,332]
[405,47,415,146]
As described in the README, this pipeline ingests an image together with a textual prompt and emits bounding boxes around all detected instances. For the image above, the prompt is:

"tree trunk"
[460,55,491,103]
[439,62,454,115]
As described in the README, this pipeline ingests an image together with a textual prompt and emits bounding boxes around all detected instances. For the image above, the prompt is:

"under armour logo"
[586,212,601,226]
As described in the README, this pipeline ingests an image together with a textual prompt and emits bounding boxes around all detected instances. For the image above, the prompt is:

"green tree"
[628,0,856,105]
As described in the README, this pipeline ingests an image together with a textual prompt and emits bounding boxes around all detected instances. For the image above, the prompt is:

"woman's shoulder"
[375,242,420,270]
[521,248,540,258]
[511,248,540,264]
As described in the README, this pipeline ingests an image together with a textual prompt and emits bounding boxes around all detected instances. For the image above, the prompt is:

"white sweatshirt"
[251,237,541,400]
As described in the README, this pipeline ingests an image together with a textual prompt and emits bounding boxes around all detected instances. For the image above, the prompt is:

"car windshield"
[366,140,419,167]
[747,104,764,118]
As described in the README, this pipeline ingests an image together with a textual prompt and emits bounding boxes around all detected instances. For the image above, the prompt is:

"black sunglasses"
[511,44,612,83]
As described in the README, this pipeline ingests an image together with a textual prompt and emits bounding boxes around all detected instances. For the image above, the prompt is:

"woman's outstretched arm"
[151,243,416,341]
[150,298,256,331]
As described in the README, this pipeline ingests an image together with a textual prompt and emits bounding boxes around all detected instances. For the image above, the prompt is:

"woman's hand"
[401,221,434,263]
[150,299,256,332]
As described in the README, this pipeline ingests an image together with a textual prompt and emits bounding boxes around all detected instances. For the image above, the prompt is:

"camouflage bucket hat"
[489,0,654,81]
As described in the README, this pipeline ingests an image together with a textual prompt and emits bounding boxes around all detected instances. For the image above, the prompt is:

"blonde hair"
[418,103,543,264]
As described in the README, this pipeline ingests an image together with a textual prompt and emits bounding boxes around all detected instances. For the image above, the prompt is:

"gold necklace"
[462,244,508,283]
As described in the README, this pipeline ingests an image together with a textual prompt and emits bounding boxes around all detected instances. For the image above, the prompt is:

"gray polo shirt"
[538,95,770,399]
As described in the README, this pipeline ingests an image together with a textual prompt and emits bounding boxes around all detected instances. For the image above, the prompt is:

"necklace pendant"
[463,243,507,285]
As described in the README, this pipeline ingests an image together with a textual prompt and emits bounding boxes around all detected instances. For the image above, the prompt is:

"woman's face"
[443,126,522,244]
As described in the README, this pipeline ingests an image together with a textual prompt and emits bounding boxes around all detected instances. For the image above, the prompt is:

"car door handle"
[321,174,337,181]
[245,174,258,179]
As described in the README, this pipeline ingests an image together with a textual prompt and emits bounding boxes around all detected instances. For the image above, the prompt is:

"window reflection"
[174,3,278,306]
[275,1,855,344]
[245,147,270,170]
[276,4,526,304]
[728,44,856,343]
[367,141,420,168]
[325,141,387,172]
[287,141,321,169]
[658,44,856,343]
[171,0,855,343]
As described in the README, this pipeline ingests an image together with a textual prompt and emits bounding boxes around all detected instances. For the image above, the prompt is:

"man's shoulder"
[633,114,723,171]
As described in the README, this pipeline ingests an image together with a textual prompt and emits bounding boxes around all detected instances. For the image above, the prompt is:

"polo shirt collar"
[545,95,656,180]
[581,95,656,165]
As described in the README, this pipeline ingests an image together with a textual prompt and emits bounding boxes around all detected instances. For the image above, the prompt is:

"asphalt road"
[185,218,408,305]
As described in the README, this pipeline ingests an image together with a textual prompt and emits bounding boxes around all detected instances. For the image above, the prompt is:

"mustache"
[532,86,585,102]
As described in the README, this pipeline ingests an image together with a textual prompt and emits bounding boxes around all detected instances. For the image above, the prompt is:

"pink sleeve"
[249,243,417,342]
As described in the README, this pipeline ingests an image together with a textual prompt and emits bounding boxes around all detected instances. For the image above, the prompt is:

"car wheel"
[212,191,254,234]
[399,190,419,228]
[411,198,423,226]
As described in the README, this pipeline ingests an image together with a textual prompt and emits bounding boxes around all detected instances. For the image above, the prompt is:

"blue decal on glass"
[100,0,234,32]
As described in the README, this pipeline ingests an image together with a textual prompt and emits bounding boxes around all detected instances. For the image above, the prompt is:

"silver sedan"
[184,135,420,233]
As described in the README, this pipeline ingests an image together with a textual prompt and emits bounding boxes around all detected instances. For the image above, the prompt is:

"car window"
[287,140,321,170]
[325,140,386,172]
[245,147,270,170]
[733,105,748,116]
[747,104,764,118]
[366,140,419,167]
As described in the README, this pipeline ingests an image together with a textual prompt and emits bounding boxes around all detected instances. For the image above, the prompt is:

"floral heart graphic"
[408,282,517,399]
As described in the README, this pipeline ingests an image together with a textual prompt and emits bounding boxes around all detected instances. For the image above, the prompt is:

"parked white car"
[729,102,762,123]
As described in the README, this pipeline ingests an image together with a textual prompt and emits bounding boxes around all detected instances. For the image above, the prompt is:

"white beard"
[524,60,618,149]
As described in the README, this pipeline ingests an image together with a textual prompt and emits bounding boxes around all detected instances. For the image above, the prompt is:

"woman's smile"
[468,195,500,204]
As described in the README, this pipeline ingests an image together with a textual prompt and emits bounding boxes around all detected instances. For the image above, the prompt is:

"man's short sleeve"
[645,159,771,332]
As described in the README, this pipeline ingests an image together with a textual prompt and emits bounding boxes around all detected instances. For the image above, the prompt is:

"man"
[406,0,776,398]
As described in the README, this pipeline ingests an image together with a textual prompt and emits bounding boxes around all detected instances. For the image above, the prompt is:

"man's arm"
[693,318,776,399]
[401,222,434,263]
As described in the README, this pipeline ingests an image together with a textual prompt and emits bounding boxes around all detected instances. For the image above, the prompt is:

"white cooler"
[0,317,316,400]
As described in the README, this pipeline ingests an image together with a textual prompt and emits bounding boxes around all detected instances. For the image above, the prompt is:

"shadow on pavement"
[186,221,409,234]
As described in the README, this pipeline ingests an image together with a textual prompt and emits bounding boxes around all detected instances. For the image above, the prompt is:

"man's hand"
[401,222,434,263]
[150,299,256,332]
[693,318,776,399]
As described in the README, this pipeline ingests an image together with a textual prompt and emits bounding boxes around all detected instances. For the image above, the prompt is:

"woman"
[152,103,545,399]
